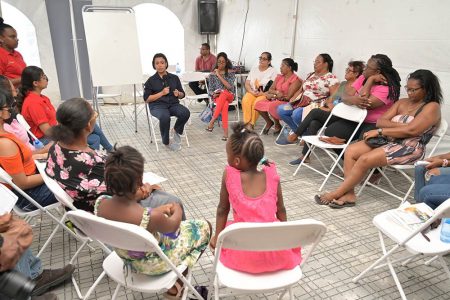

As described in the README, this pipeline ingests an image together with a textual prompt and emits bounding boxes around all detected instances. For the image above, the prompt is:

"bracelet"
[443,159,449,167]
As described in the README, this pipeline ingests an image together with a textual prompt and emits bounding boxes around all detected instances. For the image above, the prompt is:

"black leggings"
[295,108,375,155]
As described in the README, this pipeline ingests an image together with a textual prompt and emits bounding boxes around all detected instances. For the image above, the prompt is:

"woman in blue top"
[143,53,190,151]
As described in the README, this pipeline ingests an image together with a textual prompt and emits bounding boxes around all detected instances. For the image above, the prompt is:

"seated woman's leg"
[92,123,113,151]
[209,91,232,137]
[419,182,450,209]
[321,141,387,204]
[15,183,58,212]
[14,248,42,280]
[294,108,330,136]
[291,107,304,130]
[242,92,256,124]
[140,189,186,220]
[251,95,266,126]
[324,118,358,141]
[268,101,285,132]
[414,165,427,201]
[277,104,297,132]
[87,133,101,150]
[150,106,171,145]
[169,103,190,136]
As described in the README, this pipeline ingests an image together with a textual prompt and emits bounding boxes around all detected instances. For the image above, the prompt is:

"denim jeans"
[414,165,450,209]
[15,183,58,212]
[88,123,113,151]
[277,104,303,132]
[14,248,42,279]
[139,190,186,220]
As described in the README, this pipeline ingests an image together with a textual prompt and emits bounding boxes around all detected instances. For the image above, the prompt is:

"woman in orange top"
[0,90,56,211]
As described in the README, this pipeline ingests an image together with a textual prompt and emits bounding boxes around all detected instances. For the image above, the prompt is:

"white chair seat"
[374,211,450,255]
[13,200,61,219]
[216,261,302,292]
[103,252,187,293]
[302,136,347,149]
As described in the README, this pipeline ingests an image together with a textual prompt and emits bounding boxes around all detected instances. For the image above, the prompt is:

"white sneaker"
[173,132,181,145]
[169,142,181,151]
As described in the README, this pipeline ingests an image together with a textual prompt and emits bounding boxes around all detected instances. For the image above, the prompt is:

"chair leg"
[80,270,107,300]
[424,255,439,265]
[357,168,375,197]
[293,143,313,177]
[36,223,62,258]
[111,283,122,300]
[438,255,450,280]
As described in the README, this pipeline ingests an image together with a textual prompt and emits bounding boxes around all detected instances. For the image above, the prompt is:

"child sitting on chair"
[209,122,301,273]
[95,145,211,299]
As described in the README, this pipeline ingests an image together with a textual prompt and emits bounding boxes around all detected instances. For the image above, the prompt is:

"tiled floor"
[30,102,450,300]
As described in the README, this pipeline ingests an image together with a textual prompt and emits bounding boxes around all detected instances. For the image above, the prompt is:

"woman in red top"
[0,90,57,211]
[0,18,26,87]
[18,66,113,150]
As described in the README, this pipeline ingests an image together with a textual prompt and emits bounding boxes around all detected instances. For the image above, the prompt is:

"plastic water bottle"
[440,218,450,243]
[33,139,44,149]
[175,63,181,75]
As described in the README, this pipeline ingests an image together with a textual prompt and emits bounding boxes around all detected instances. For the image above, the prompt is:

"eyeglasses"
[404,86,423,94]
[345,68,355,73]
[1,106,13,113]
[259,56,268,61]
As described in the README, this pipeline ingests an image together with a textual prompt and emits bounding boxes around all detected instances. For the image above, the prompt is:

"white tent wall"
[2,0,60,102]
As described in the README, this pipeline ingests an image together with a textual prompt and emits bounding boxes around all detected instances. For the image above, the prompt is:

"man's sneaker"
[173,131,181,145]
[32,264,75,296]
[32,293,58,300]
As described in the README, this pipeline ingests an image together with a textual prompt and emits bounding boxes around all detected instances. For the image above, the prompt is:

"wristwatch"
[377,128,383,136]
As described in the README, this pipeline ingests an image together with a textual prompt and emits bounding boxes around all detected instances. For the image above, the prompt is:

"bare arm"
[285,79,302,100]
[276,182,287,221]
[9,77,21,86]
[210,170,230,250]
[38,122,52,137]
[147,203,182,234]
[244,79,253,93]
[376,99,406,128]
[380,102,441,138]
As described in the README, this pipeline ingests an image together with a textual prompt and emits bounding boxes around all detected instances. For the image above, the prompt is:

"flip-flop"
[205,126,214,132]
[328,200,356,209]
[221,136,228,141]
[314,194,333,206]
[164,281,184,300]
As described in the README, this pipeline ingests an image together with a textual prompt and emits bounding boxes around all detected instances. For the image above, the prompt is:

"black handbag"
[365,136,389,148]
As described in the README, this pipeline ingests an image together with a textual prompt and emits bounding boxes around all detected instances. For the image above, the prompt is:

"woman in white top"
[241,52,278,128]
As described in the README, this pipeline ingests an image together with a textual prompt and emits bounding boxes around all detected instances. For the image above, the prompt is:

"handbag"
[199,104,213,123]
[365,136,389,148]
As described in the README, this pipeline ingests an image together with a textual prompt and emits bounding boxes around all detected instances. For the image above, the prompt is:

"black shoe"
[32,264,75,296]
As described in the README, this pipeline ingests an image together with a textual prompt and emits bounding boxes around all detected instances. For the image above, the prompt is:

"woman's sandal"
[205,125,214,132]
[273,126,282,135]
[314,194,334,206]
[163,281,184,300]
[221,136,228,141]
[328,199,356,209]
[262,122,274,135]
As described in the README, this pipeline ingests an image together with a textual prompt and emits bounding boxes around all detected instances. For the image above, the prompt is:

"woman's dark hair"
[105,146,144,197]
[370,54,401,101]
[48,98,94,144]
[17,66,44,112]
[152,53,168,70]
[348,60,365,77]
[282,58,298,72]
[0,89,14,110]
[408,69,442,104]
[319,53,334,73]
[215,52,233,73]
[229,122,266,167]
[0,17,14,36]
[262,51,273,67]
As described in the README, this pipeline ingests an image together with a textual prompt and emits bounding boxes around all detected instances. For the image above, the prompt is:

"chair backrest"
[35,161,77,210]
[181,72,208,83]
[0,183,19,214]
[216,219,326,266]
[15,114,40,142]
[426,119,448,158]
[330,102,367,123]
[66,210,159,252]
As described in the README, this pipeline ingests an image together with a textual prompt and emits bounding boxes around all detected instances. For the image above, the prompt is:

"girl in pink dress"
[209,122,301,273]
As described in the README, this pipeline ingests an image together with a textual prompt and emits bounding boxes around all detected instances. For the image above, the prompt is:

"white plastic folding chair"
[357,119,448,204]
[210,219,327,300]
[181,72,210,110]
[293,103,367,191]
[66,210,206,300]
[203,76,240,126]
[353,199,450,300]
[95,86,125,117]
[15,113,42,144]
[34,161,111,299]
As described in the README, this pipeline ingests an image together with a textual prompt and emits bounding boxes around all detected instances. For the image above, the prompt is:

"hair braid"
[371,54,401,101]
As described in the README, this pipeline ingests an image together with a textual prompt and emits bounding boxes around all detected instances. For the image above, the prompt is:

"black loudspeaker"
[198,0,218,34]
